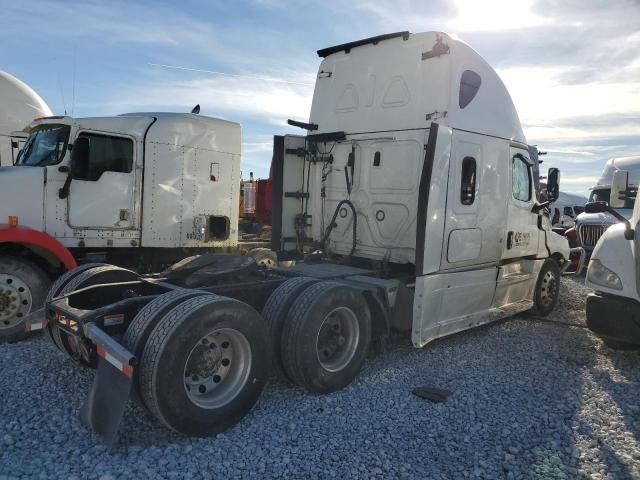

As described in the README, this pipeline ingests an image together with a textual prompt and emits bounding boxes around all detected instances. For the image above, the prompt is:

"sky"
[1,0,639,196]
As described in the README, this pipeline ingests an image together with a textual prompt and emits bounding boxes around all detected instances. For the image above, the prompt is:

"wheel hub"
[316,307,360,372]
[539,271,558,308]
[184,328,252,409]
[0,274,32,330]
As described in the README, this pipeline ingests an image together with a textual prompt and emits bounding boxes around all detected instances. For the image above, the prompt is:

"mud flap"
[80,357,132,447]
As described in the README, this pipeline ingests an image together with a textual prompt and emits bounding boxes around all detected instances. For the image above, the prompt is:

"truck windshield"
[16,125,70,166]
[589,187,637,209]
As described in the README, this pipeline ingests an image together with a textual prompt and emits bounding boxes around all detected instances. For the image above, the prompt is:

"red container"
[255,179,273,226]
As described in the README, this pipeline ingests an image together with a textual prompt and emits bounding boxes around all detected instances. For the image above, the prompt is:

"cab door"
[502,147,540,259]
[67,131,139,230]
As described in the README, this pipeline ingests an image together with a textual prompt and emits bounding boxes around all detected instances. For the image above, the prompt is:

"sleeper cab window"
[459,70,482,109]
[460,156,476,205]
[512,155,531,202]
[74,133,134,181]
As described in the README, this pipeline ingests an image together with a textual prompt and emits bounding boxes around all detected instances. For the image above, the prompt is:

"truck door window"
[76,133,134,181]
[460,156,476,205]
[512,155,531,202]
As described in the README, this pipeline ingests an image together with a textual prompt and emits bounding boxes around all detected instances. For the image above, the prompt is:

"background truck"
[0,112,240,341]
[32,31,579,445]
[569,156,640,256]
[0,70,52,167]
[551,191,587,230]
[584,169,640,350]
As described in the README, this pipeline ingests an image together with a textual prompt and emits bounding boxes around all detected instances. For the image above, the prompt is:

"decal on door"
[507,231,531,250]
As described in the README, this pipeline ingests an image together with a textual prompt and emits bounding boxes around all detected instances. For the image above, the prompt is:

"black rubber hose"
[321,199,357,256]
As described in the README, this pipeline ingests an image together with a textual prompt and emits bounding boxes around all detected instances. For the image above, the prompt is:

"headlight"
[587,259,622,290]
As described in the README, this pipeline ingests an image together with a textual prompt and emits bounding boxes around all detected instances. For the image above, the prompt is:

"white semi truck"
[0,70,52,167]
[0,112,240,342]
[27,31,579,445]
[569,156,640,256]
[585,169,640,350]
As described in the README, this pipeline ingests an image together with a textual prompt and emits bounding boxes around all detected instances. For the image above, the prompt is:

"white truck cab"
[574,156,640,254]
[585,169,640,349]
[0,70,52,167]
[0,112,240,341]
[551,192,587,229]
[273,31,577,347]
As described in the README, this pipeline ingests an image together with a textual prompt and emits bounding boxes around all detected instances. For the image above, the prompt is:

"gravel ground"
[1,277,640,479]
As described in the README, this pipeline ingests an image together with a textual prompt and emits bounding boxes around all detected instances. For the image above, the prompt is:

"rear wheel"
[123,288,210,404]
[0,256,50,343]
[45,263,105,350]
[49,265,139,364]
[261,277,319,381]
[531,259,561,317]
[280,281,371,393]
[139,295,268,437]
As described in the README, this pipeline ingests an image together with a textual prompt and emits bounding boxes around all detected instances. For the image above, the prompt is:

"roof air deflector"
[317,31,410,58]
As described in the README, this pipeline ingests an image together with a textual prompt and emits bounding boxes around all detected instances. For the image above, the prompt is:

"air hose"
[321,199,357,256]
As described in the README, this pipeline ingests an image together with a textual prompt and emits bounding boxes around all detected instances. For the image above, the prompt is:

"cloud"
[560,175,601,185]
[109,75,314,126]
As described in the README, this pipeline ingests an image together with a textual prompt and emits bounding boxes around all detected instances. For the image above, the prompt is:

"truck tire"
[248,248,278,269]
[49,265,139,364]
[123,288,211,404]
[45,263,105,350]
[0,256,50,343]
[531,259,561,317]
[280,281,372,393]
[602,338,640,351]
[261,277,319,381]
[139,295,268,437]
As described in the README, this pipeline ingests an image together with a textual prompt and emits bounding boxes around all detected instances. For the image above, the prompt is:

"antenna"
[71,47,77,116]
[56,68,67,116]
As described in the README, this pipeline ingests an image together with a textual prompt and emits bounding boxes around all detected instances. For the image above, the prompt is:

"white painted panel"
[412,266,497,347]
[68,172,134,228]
[447,228,481,262]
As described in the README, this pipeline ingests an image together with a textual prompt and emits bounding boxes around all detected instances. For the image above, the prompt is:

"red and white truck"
[0,112,241,341]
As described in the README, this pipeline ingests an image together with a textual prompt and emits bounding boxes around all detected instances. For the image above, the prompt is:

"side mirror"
[585,201,607,214]
[610,170,629,209]
[546,167,560,203]
[70,137,90,179]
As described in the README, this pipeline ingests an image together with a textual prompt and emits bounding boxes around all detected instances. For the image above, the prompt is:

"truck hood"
[0,166,45,230]
[576,209,633,226]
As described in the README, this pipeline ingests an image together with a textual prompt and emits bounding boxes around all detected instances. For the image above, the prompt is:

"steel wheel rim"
[183,327,252,409]
[316,306,360,372]
[0,274,32,330]
[539,271,558,308]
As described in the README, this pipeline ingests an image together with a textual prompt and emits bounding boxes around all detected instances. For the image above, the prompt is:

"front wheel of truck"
[0,256,50,343]
[139,294,269,437]
[531,259,561,317]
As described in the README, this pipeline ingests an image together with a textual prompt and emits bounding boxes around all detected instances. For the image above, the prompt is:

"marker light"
[8,216,18,227]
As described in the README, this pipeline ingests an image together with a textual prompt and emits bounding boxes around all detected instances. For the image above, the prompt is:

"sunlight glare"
[451,0,549,31]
